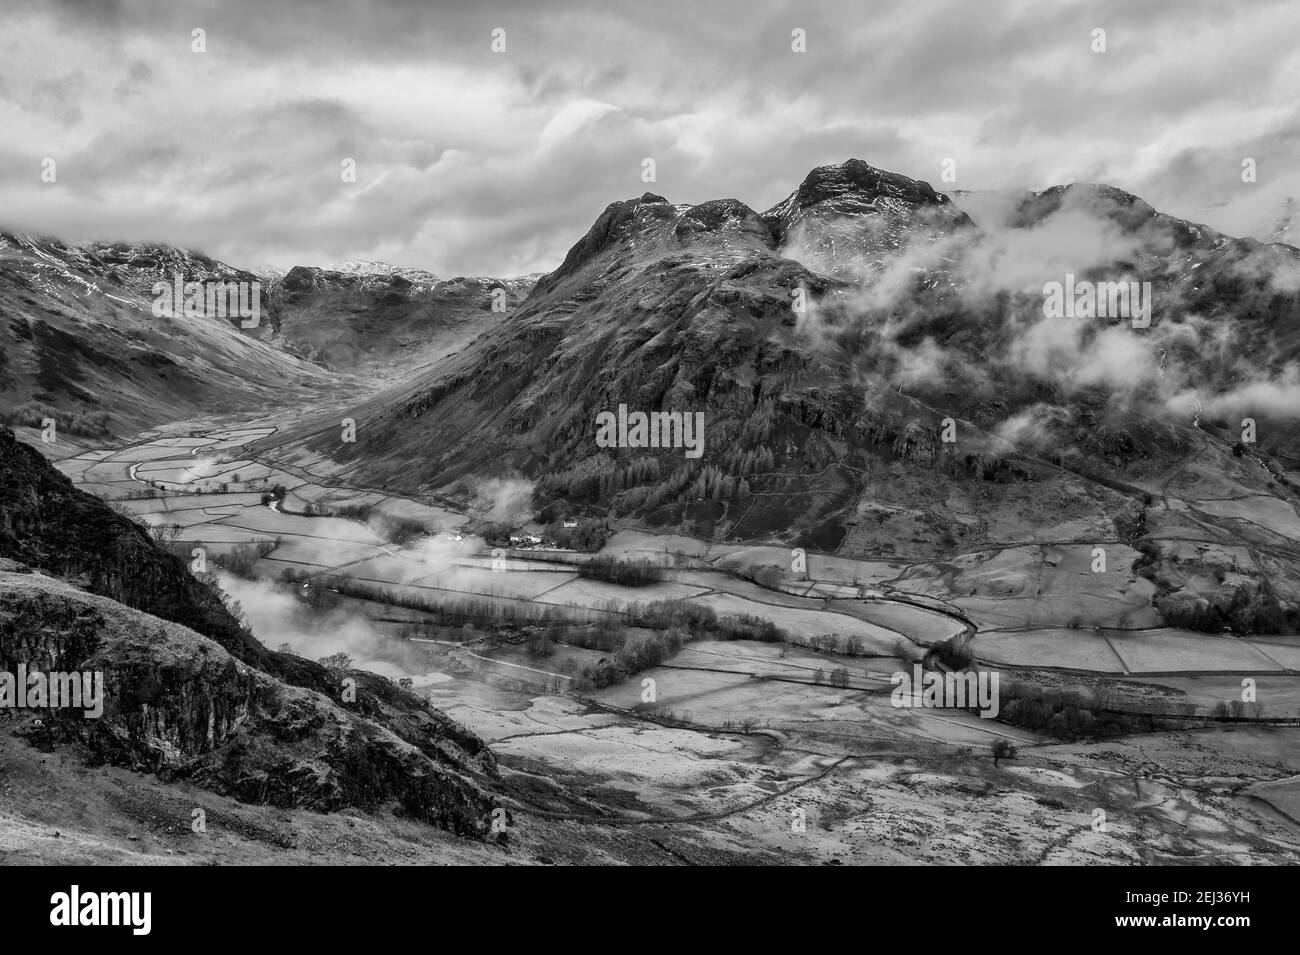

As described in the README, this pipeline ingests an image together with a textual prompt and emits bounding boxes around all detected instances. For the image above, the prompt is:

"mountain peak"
[530,160,985,299]
[786,158,947,210]
[762,159,975,269]
[325,259,442,284]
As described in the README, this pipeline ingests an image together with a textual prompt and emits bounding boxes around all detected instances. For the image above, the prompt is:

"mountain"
[1272,197,1296,247]
[326,259,442,283]
[264,265,537,372]
[0,232,540,436]
[251,159,1299,556]
[0,232,331,439]
[253,264,290,283]
[760,158,974,275]
[0,426,498,834]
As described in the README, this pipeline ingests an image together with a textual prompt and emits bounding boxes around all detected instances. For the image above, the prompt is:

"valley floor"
[4,705,1298,865]
[10,417,1300,864]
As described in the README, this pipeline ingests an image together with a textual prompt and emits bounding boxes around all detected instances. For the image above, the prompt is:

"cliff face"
[0,427,499,835]
[0,427,270,663]
[0,569,495,833]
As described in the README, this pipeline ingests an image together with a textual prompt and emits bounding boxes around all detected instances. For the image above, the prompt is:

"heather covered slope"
[257,159,1300,552]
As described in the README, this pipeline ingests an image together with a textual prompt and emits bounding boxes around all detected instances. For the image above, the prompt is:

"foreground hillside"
[0,426,498,836]
[0,568,493,833]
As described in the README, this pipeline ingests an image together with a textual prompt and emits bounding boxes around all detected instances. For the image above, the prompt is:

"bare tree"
[148,521,183,546]
[992,739,1017,766]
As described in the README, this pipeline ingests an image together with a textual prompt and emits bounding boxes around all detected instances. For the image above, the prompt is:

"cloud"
[1184,364,1300,423]
[24,70,86,126]
[0,0,1294,275]
[217,571,406,676]
[992,403,1073,453]
[472,476,536,523]
[783,172,1300,459]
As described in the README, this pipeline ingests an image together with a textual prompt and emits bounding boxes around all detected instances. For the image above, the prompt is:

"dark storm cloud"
[0,0,1295,274]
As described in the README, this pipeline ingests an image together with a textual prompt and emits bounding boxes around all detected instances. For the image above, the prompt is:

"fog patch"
[473,476,536,524]
[217,570,413,678]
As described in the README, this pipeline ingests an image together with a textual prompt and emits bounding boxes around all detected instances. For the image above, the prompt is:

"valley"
[5,0,1300,905]
[9,385,1300,864]
[5,156,1300,867]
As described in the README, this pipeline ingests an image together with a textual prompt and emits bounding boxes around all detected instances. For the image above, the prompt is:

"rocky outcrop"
[0,426,500,834]
[0,572,495,834]
[762,158,974,246]
[0,427,270,665]
[530,193,685,299]
[892,421,942,466]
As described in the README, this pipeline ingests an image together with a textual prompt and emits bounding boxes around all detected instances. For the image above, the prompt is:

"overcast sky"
[0,0,1296,276]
